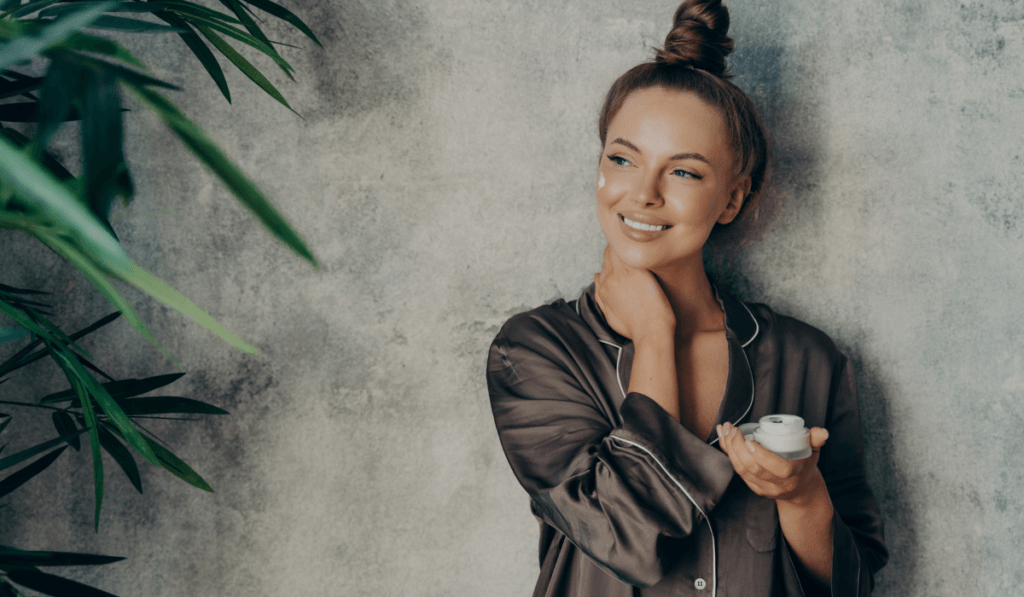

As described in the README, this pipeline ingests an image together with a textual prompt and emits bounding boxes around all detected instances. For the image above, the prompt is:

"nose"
[632,169,663,207]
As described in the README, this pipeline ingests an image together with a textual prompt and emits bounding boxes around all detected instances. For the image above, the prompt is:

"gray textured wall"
[1,0,1022,595]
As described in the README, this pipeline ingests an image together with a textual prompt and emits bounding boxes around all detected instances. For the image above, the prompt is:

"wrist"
[777,471,831,512]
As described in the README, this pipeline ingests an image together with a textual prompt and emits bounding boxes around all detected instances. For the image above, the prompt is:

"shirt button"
[694,578,707,590]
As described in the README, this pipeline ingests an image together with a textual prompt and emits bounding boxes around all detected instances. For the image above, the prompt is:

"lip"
[617,213,672,242]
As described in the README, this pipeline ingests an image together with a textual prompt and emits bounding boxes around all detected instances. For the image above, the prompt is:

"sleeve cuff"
[610,392,735,514]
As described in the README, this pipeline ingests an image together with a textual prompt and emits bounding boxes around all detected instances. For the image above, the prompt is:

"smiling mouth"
[620,215,671,232]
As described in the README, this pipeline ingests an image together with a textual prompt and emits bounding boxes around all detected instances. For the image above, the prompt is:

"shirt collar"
[575,278,760,349]
[575,277,760,442]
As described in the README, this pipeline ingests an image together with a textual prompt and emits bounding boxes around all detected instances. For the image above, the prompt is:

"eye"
[672,168,701,180]
[606,155,632,167]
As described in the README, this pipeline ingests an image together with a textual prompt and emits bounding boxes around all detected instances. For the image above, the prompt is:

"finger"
[808,427,830,451]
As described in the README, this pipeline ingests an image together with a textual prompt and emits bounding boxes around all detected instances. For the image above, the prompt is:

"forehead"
[606,87,730,165]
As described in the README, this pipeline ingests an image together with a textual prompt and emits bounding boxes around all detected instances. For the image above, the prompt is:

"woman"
[485,1,888,596]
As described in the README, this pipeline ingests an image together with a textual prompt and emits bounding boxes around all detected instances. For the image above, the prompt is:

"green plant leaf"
[64,53,178,90]
[193,23,293,110]
[0,325,28,343]
[96,422,141,493]
[0,2,117,70]
[0,415,10,437]
[9,0,62,19]
[0,579,14,597]
[50,342,159,467]
[217,0,292,79]
[242,0,321,47]
[104,421,212,491]
[6,569,119,597]
[117,397,228,415]
[126,85,317,267]
[0,127,73,180]
[0,545,123,567]
[0,311,120,380]
[0,431,81,471]
[0,74,42,101]
[0,283,48,295]
[0,139,132,279]
[35,57,86,149]
[174,12,292,76]
[40,372,185,404]
[0,101,82,122]
[55,353,104,531]
[81,64,126,221]
[0,445,67,499]
[50,411,80,450]
[147,1,241,25]
[37,234,180,369]
[126,262,262,354]
[86,14,183,33]
[55,32,147,70]
[152,10,229,103]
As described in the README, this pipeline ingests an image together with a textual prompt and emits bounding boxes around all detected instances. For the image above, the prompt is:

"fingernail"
[746,441,755,453]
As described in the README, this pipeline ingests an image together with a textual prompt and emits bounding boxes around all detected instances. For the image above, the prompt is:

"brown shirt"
[486,282,887,597]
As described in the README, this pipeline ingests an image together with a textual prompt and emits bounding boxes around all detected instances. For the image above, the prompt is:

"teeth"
[622,216,668,232]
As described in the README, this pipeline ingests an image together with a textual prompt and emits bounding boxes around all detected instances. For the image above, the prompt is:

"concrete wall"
[2,0,1022,594]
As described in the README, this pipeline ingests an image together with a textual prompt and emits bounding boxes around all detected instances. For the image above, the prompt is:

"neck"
[650,254,725,339]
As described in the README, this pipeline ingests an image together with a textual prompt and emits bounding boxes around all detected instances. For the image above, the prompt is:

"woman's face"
[597,87,750,274]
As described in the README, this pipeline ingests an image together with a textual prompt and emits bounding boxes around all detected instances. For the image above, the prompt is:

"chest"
[675,331,730,441]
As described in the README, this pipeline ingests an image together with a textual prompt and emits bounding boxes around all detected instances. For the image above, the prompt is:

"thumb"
[808,427,829,451]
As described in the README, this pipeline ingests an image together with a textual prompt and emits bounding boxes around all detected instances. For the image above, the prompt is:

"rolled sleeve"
[487,322,734,587]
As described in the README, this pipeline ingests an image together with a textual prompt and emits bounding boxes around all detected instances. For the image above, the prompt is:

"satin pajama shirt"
[486,282,888,596]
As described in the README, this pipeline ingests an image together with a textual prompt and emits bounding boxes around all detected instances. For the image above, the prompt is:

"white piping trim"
[707,345,756,447]
[738,300,760,348]
[605,342,627,401]
[575,298,581,317]
[608,435,718,597]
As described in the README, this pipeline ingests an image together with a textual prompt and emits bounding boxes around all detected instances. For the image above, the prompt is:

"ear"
[716,175,752,225]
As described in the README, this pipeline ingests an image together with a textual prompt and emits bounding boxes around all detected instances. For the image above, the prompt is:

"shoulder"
[745,301,845,368]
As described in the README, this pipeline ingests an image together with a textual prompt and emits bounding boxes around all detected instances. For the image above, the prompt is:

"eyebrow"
[610,138,710,164]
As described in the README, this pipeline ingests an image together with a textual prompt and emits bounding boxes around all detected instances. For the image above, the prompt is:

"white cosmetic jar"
[737,415,812,460]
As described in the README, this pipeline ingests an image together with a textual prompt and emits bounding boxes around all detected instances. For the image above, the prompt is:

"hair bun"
[655,0,734,77]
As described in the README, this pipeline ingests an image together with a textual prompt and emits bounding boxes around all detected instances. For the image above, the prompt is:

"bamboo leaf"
[0,283,48,295]
[0,101,82,123]
[55,352,103,530]
[6,569,119,597]
[40,372,185,403]
[193,23,293,110]
[86,14,184,33]
[0,545,123,567]
[0,431,81,471]
[38,233,180,369]
[0,128,74,180]
[117,396,228,416]
[65,53,178,90]
[217,0,292,79]
[55,32,147,70]
[0,74,42,101]
[96,422,141,493]
[51,411,80,450]
[104,421,212,491]
[0,326,28,344]
[0,2,117,70]
[9,0,62,18]
[54,344,160,467]
[123,262,261,353]
[174,12,293,76]
[0,139,132,279]
[35,57,86,149]
[126,85,316,267]
[242,0,321,47]
[82,64,126,220]
[152,10,229,102]
[142,432,211,491]
[0,446,67,499]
